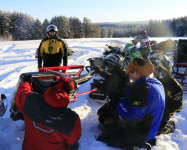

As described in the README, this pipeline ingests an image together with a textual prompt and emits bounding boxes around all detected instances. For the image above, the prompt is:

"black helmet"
[150,53,173,78]
[46,24,58,33]
[140,30,147,36]
[0,93,7,117]
[103,54,123,68]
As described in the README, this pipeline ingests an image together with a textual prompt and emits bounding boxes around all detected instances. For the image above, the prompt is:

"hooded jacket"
[16,80,81,150]
[117,77,165,141]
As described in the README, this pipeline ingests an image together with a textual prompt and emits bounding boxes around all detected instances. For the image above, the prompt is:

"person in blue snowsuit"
[98,57,165,149]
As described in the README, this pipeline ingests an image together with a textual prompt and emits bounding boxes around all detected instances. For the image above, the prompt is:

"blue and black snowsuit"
[98,77,165,148]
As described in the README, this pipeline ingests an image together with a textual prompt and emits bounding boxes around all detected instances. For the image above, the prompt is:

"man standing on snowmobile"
[38,24,68,70]
[133,30,151,60]
[150,56,183,135]
[15,75,81,150]
[98,57,165,149]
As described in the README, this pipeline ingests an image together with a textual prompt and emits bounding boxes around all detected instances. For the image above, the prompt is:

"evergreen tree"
[42,19,50,38]
[51,16,70,38]
[82,17,100,38]
[31,19,42,39]
[69,17,83,38]
[100,27,108,38]
[14,14,34,40]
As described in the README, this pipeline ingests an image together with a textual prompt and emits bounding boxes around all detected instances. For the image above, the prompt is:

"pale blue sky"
[0,0,187,23]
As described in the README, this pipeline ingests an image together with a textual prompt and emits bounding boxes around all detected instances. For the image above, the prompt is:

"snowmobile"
[103,40,141,67]
[87,40,140,101]
[103,40,124,56]
[87,53,125,101]
[173,39,187,91]
[123,42,142,65]
[10,65,95,120]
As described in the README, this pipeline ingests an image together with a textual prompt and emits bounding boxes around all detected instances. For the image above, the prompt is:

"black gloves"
[22,74,32,82]
[0,94,6,100]
[93,65,103,73]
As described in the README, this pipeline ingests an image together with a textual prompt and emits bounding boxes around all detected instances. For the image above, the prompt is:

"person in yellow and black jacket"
[38,24,68,70]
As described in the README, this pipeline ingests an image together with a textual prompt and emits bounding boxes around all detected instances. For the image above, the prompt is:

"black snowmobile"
[103,40,124,55]
[87,53,125,101]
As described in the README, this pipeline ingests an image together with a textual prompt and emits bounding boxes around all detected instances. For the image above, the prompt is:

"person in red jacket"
[16,76,81,150]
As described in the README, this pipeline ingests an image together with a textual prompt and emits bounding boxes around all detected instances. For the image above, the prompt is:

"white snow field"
[0,37,187,150]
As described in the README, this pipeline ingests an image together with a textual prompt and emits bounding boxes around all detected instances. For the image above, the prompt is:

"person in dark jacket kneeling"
[150,58,183,135]
[98,58,165,149]
[16,76,81,150]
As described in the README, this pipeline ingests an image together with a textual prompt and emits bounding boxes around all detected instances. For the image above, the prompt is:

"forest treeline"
[0,10,187,41]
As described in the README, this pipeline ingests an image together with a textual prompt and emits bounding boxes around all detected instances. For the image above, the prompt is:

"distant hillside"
[95,20,149,25]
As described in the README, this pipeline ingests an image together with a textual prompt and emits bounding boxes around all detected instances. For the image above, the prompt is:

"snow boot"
[163,120,175,134]
[157,120,175,135]
[89,79,107,100]
[98,112,121,128]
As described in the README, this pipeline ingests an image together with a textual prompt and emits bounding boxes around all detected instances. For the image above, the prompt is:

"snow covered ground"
[0,37,187,150]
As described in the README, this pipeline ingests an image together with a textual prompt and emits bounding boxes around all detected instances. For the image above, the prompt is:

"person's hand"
[22,74,32,82]
[93,65,103,73]
[0,94,6,100]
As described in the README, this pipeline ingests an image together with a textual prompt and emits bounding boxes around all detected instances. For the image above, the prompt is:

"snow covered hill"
[0,38,187,150]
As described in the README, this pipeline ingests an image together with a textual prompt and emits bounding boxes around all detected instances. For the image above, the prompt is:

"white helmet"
[46,24,58,33]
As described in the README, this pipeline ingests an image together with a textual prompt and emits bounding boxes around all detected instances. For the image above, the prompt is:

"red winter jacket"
[16,82,81,150]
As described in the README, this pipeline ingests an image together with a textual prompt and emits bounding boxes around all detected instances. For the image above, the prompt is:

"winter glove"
[22,74,32,82]
[53,77,75,94]
[68,142,79,150]
[93,65,103,73]
[173,92,183,101]
[0,94,6,100]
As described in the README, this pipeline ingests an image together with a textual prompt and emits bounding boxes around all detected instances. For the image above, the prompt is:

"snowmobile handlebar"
[45,70,70,78]
[44,69,94,86]
[105,44,121,52]
[71,88,98,102]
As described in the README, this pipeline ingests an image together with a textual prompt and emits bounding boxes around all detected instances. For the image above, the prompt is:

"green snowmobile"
[123,42,142,65]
